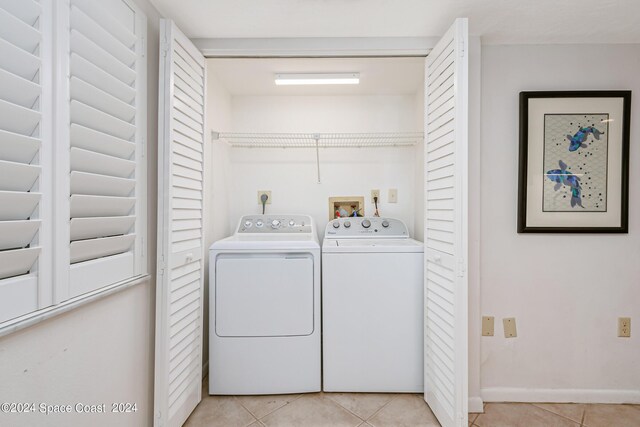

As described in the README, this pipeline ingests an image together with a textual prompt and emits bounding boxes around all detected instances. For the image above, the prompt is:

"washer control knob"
[256,220,263,227]
[244,220,253,228]
[271,219,281,229]
[332,221,340,228]
[344,221,351,228]
[381,220,390,228]
[289,220,296,227]
[362,219,371,228]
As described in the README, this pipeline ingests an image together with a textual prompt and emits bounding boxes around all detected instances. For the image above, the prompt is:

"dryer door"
[215,254,314,337]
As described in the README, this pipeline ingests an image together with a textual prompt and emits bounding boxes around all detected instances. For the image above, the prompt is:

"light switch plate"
[503,318,517,338]
[371,189,380,203]
[482,316,494,336]
[257,191,272,204]
[388,188,398,203]
[618,317,631,337]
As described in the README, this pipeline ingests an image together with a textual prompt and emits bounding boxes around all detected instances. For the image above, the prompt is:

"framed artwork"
[518,91,631,233]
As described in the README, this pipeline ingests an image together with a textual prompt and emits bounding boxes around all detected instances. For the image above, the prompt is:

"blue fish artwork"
[546,160,584,208]
[566,126,604,152]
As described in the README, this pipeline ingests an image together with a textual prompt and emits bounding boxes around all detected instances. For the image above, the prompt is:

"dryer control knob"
[244,220,253,228]
[382,220,390,228]
[289,220,296,227]
[256,220,264,227]
[344,221,351,228]
[332,221,340,228]
[362,219,371,228]
[271,219,281,229]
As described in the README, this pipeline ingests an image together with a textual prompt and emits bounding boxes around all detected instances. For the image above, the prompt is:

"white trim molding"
[482,387,640,404]
[469,396,484,413]
[192,37,438,57]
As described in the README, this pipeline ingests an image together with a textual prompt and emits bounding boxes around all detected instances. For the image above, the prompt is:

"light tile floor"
[186,380,640,427]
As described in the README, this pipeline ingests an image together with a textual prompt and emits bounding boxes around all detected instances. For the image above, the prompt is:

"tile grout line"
[320,393,366,424]
[231,395,262,425]
[531,403,585,425]
[235,394,303,423]
[364,393,405,422]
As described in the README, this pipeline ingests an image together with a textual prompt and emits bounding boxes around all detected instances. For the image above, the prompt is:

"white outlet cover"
[388,188,398,203]
[371,189,380,203]
[503,317,517,338]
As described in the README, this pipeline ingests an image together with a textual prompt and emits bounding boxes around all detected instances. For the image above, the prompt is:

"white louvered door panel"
[0,0,52,323]
[423,18,469,427]
[155,20,205,427]
[56,0,147,299]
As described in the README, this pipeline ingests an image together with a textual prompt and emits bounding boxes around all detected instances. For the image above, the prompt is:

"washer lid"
[322,238,423,253]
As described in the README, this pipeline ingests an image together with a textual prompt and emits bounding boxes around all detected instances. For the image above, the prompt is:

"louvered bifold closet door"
[58,0,146,298]
[154,20,205,427]
[0,0,52,323]
[423,18,469,427]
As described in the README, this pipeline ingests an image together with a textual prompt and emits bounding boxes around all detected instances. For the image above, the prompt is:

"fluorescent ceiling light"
[275,73,360,86]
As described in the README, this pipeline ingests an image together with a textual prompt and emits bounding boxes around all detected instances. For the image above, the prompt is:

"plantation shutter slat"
[0,38,40,81]
[70,171,135,197]
[0,0,51,323]
[57,0,146,299]
[70,216,135,241]
[0,221,41,250]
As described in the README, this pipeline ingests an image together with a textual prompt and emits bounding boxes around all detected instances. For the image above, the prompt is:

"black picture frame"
[517,91,631,233]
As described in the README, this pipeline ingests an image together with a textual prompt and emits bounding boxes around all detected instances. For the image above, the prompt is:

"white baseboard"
[469,396,484,413]
[481,387,640,404]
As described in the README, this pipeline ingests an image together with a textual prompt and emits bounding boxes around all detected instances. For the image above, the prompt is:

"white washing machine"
[209,214,320,395]
[322,217,424,392]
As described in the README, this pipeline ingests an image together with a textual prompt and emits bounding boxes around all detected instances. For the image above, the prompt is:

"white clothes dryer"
[209,215,320,395]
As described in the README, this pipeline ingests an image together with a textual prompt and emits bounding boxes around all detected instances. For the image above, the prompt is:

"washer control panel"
[238,215,313,234]
[325,217,408,238]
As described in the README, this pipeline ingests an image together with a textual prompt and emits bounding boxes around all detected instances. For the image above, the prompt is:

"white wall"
[222,95,422,238]
[0,1,162,425]
[480,44,640,403]
[203,64,233,369]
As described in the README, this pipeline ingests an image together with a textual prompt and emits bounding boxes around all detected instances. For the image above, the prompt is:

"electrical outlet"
[257,191,271,204]
[371,189,380,203]
[388,188,398,203]
[618,317,631,338]
[503,318,517,338]
[482,316,494,336]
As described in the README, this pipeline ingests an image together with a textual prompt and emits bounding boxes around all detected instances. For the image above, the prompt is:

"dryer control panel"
[325,217,409,238]
[237,215,313,234]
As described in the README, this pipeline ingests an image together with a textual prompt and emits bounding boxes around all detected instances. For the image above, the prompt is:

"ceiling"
[149,0,640,44]
[208,57,425,96]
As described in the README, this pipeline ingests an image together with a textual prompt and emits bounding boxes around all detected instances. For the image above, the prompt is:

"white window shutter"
[55,0,147,300]
[0,0,53,323]
[423,18,469,427]
[155,19,206,427]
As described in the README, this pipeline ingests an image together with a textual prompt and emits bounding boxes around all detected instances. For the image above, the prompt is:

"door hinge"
[158,257,166,277]
[141,36,146,58]
[141,137,146,159]
[457,258,466,277]
[459,39,465,57]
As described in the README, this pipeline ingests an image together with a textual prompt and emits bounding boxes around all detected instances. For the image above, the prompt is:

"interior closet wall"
[221,94,423,237]
[0,0,162,425]
[480,43,640,402]
[203,68,233,367]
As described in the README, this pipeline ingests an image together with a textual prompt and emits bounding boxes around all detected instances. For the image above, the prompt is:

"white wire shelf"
[213,132,424,148]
